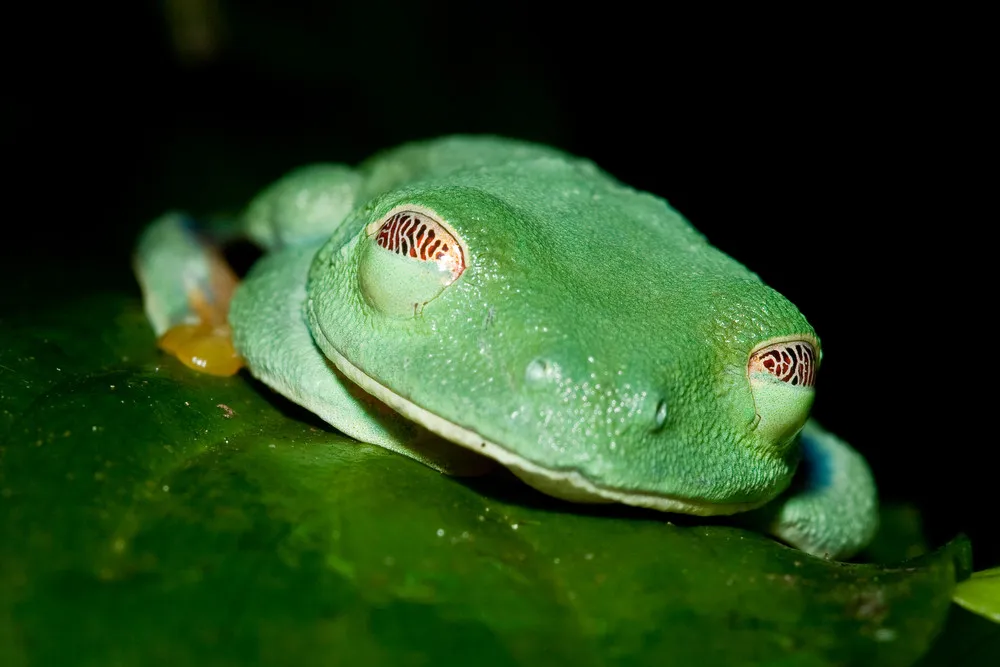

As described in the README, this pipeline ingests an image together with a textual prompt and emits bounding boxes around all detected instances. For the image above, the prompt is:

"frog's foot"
[134,212,244,377]
[742,419,879,560]
[157,285,242,376]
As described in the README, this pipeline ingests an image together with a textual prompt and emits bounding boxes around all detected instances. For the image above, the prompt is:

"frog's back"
[360,149,757,322]
[358,136,719,293]
[356,135,578,199]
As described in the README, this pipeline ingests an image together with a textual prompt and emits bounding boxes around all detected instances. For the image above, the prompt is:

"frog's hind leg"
[742,420,879,560]
[134,164,363,377]
[133,212,243,376]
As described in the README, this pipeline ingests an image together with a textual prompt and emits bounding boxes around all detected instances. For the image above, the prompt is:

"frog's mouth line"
[325,346,769,517]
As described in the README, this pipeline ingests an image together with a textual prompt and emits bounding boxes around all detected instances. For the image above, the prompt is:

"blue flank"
[798,430,833,493]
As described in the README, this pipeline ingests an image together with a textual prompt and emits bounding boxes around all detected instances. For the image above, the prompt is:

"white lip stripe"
[319,333,769,517]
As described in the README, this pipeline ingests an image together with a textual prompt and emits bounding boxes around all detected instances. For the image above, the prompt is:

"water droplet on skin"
[525,358,557,383]
[654,400,668,430]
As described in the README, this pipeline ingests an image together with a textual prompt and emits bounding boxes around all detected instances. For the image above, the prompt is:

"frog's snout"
[747,337,818,451]
[520,352,669,439]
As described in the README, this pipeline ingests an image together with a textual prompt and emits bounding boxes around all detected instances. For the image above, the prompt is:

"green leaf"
[953,568,1000,624]
[861,503,930,564]
[915,605,1000,667]
[0,293,972,667]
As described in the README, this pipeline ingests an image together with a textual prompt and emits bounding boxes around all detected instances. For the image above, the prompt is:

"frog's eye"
[358,207,467,318]
[748,340,817,387]
[369,210,466,278]
[747,338,818,450]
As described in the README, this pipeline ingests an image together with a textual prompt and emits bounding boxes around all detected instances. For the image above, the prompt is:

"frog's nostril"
[748,340,817,387]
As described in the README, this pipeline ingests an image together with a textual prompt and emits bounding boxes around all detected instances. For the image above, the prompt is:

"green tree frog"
[134,136,878,559]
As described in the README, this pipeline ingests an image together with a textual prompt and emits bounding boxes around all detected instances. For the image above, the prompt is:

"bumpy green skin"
[138,136,878,559]
[310,144,809,504]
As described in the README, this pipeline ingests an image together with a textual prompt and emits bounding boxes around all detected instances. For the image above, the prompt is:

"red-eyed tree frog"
[134,136,878,559]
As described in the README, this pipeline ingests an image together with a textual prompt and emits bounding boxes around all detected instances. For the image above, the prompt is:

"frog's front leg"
[229,243,493,476]
[743,420,879,560]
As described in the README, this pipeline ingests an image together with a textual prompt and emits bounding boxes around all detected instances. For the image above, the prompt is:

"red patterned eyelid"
[370,208,466,282]
[748,339,818,388]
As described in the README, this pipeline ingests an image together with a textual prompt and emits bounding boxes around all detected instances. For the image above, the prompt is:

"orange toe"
[157,248,244,377]
[159,321,243,377]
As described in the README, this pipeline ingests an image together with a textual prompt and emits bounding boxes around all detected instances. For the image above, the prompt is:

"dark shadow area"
[222,240,265,279]
[456,463,730,530]
[237,371,335,432]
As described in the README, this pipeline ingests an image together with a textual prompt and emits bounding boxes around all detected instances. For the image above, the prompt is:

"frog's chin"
[326,346,771,518]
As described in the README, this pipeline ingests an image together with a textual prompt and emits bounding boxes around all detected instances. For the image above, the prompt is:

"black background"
[3,3,991,564]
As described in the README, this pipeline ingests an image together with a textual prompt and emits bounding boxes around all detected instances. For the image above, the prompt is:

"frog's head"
[308,159,819,515]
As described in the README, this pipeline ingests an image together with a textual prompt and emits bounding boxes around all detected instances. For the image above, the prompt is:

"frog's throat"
[326,346,769,517]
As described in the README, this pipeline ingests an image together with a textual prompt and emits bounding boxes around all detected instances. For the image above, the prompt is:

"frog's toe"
[158,320,243,377]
